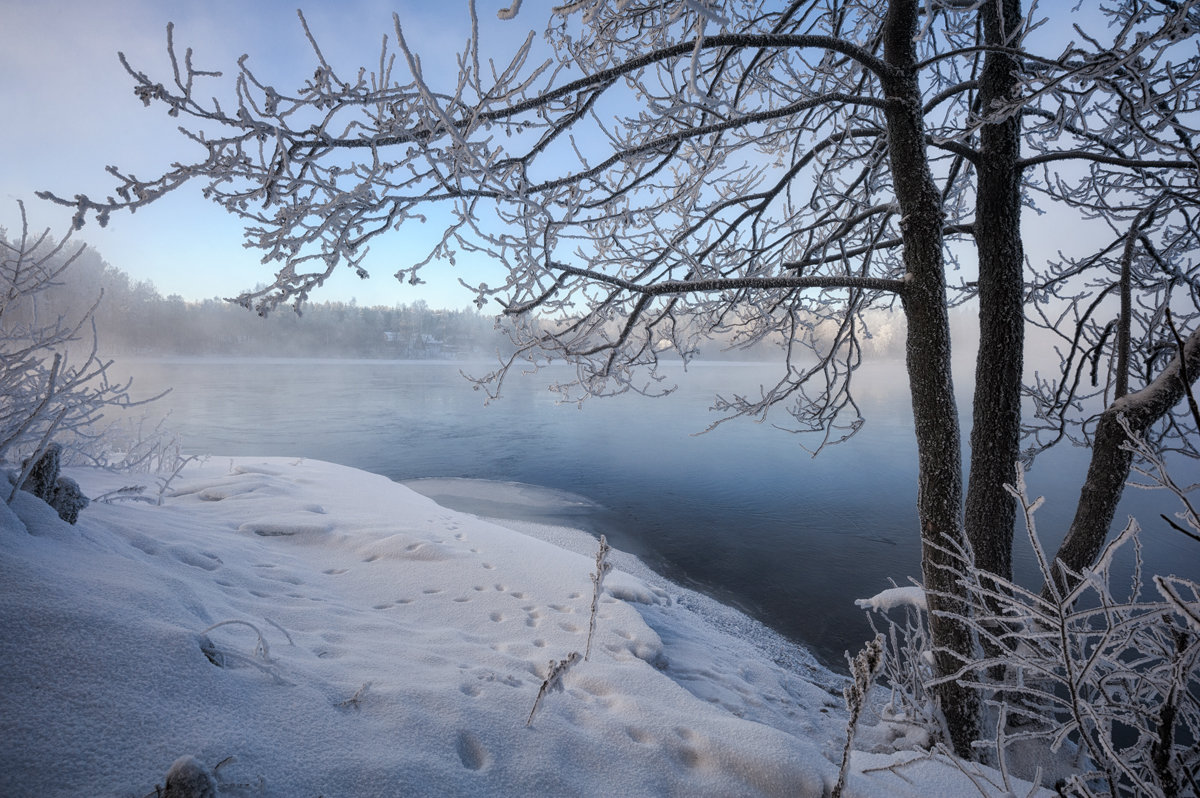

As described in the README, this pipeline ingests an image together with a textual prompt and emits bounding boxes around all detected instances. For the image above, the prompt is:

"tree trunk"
[965,0,1025,584]
[882,0,979,758]
[1049,326,1200,597]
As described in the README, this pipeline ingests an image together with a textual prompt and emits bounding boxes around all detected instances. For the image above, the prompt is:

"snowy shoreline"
[1,457,1045,796]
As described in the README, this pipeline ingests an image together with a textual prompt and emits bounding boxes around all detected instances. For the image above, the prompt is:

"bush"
[859,433,1200,796]
[2,202,160,518]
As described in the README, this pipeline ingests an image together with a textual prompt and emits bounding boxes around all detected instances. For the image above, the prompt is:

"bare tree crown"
[39,1,1198,452]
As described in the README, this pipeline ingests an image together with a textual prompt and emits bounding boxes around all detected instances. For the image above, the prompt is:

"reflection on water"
[112,357,1198,670]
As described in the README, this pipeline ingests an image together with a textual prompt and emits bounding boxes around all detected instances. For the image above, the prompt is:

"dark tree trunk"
[882,0,979,758]
[965,0,1025,584]
[1049,326,1200,597]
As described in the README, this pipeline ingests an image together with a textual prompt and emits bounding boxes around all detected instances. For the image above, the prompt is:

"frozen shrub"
[860,446,1200,796]
[1,202,162,507]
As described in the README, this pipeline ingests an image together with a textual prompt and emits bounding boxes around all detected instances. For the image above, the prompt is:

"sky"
[0,0,531,308]
[0,1,1104,312]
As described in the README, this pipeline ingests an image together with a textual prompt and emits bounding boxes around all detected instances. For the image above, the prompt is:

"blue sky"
[1,1,1109,313]
[0,0,529,308]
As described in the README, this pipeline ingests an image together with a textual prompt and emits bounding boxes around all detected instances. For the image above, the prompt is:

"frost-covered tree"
[0,202,148,485]
[41,0,1200,755]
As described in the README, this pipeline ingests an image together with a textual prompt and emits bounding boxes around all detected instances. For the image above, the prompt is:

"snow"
[0,457,1047,796]
[854,585,927,612]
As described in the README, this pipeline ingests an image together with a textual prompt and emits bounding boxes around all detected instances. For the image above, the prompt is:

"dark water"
[114,357,1198,669]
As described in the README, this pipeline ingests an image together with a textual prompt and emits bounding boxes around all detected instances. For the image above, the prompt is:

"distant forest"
[24,242,507,359]
[15,238,910,360]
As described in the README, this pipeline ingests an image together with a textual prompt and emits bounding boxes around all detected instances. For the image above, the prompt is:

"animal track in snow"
[455,731,489,771]
[626,726,652,744]
[239,520,332,537]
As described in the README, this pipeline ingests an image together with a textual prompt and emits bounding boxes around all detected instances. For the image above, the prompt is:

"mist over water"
[115,357,1197,670]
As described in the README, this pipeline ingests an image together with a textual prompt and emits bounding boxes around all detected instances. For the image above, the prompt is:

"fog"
[14,236,940,363]
[14,235,1117,451]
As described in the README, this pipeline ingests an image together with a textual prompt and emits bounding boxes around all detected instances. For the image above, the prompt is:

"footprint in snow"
[455,731,489,771]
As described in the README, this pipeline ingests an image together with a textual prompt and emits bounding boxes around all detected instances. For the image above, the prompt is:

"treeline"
[100,294,503,358]
[8,233,910,360]
[20,241,505,358]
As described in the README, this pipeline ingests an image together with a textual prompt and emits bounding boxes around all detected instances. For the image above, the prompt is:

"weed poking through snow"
[585,535,612,660]
[200,620,272,662]
[339,682,372,710]
[833,634,885,798]
[526,536,608,725]
[197,619,292,685]
[527,652,580,726]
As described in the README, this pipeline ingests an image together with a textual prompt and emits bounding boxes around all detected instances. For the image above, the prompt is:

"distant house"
[416,333,443,356]
[382,330,455,358]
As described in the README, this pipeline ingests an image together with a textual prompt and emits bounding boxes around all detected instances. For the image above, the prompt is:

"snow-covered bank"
[0,458,1043,796]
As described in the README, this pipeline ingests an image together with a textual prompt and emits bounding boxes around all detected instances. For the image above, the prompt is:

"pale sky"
[1,1,1100,312]
[0,0,531,308]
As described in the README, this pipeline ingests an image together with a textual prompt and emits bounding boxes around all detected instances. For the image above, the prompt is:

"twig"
[585,535,612,660]
[526,652,580,726]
